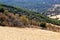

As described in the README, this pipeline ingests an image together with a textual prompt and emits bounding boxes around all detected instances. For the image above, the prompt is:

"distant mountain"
[0,0,60,12]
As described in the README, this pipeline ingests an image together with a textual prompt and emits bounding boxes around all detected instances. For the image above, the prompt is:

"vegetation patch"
[0,3,60,28]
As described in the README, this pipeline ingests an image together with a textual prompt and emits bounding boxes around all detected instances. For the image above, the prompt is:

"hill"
[0,27,60,40]
[0,3,60,28]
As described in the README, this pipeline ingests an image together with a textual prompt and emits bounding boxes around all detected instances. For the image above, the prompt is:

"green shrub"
[0,8,4,12]
[40,22,46,28]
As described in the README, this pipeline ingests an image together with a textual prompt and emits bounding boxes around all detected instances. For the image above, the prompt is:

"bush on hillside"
[40,22,46,28]
[0,8,4,12]
[19,15,29,26]
[30,19,40,26]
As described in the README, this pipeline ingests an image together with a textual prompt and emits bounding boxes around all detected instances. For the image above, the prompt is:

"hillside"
[0,3,60,28]
[0,27,60,40]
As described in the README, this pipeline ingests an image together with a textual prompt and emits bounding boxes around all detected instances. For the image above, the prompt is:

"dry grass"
[48,15,60,20]
[0,26,60,40]
[46,23,60,32]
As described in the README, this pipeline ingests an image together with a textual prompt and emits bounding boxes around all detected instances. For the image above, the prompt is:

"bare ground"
[0,26,60,40]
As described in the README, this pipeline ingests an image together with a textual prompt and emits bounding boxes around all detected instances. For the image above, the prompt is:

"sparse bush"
[30,19,40,26]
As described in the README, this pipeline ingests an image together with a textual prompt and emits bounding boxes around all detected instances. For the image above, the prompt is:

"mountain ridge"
[0,0,60,12]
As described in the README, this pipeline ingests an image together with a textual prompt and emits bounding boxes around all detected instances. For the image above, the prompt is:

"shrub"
[40,22,46,28]
[19,15,29,25]
[30,19,40,26]
[0,8,4,12]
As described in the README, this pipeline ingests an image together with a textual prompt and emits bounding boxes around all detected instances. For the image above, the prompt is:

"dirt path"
[0,26,60,40]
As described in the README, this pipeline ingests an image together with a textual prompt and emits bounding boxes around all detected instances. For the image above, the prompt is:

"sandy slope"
[48,15,60,20]
[0,26,60,40]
